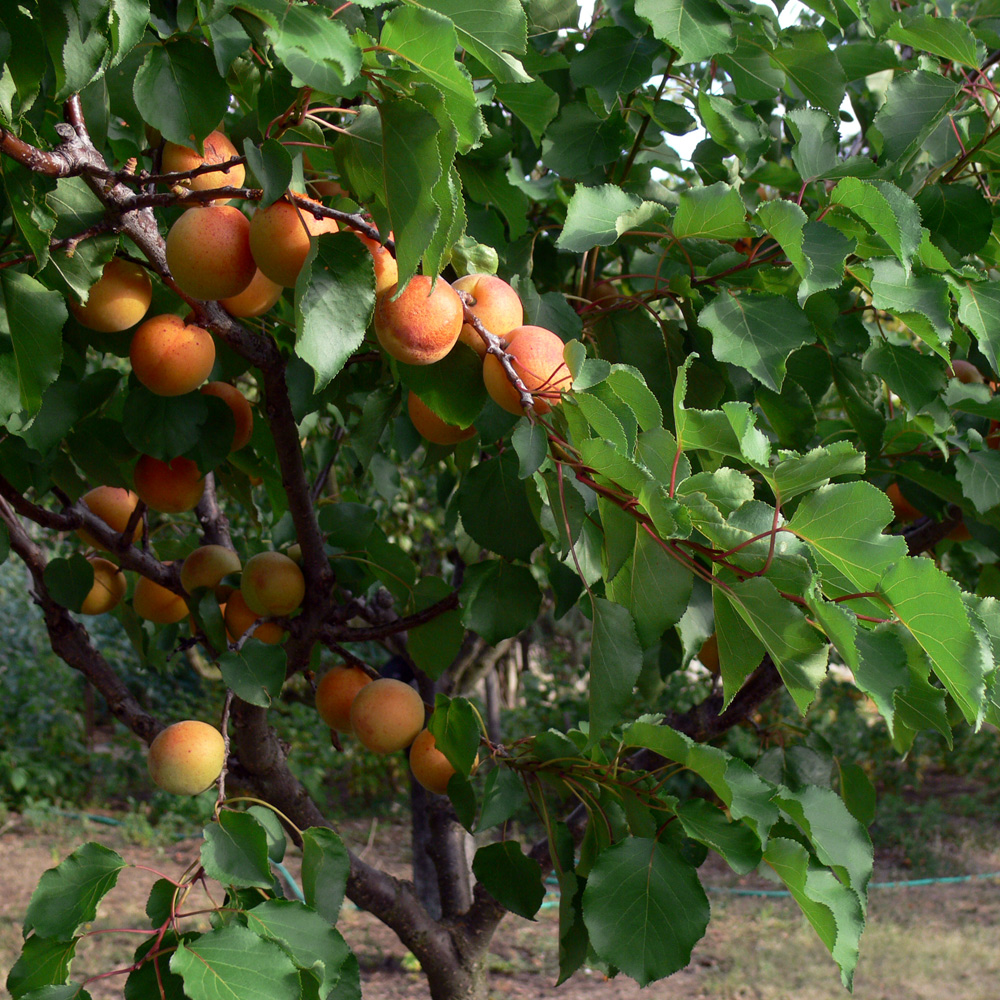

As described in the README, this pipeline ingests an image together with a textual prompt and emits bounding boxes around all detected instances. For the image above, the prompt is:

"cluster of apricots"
[376,272,574,444]
[315,667,459,794]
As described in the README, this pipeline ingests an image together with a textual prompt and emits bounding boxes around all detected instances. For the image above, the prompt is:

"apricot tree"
[3,1,1000,999]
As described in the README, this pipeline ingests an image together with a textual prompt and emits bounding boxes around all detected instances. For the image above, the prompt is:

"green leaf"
[400,345,487,429]
[583,836,710,986]
[218,645,286,707]
[763,837,863,989]
[787,107,837,181]
[865,260,952,356]
[171,924,300,1000]
[381,6,483,151]
[853,624,908,734]
[456,451,544,561]
[201,812,274,889]
[472,842,544,920]
[722,576,829,713]
[6,936,78,999]
[428,694,480,774]
[246,806,287,863]
[421,0,530,84]
[862,339,948,412]
[955,449,1000,514]
[607,531,693,648]
[769,28,846,117]
[476,766,527,831]
[607,367,662,432]
[878,557,990,724]
[888,15,984,70]
[457,161,530,240]
[700,292,815,393]
[916,184,993,257]
[318,503,376,550]
[570,27,662,107]
[301,827,350,924]
[698,92,770,163]
[1,160,57,270]
[675,798,762,874]
[132,39,231,147]
[556,184,667,253]
[768,442,865,501]
[956,280,1000,376]
[408,577,464,681]
[494,79,560,145]
[243,138,292,210]
[636,0,734,65]
[0,270,65,417]
[541,103,629,176]
[589,598,643,741]
[43,555,94,613]
[673,182,750,240]
[830,178,921,274]
[870,70,959,167]
[245,900,350,998]
[512,421,548,477]
[295,234,375,392]
[460,559,542,645]
[24,842,125,939]
[717,36,785,100]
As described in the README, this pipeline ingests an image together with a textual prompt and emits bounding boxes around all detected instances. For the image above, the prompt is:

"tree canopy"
[3,0,1000,998]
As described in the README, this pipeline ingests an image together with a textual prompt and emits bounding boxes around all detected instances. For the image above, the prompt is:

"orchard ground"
[3,800,998,1000]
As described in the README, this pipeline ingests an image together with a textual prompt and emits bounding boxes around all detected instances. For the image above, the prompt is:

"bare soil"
[2,812,999,1000]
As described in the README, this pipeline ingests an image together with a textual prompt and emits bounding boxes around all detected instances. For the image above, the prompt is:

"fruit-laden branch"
[194,473,233,549]
[318,591,460,643]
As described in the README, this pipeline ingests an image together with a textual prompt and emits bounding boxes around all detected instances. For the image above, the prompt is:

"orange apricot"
[315,665,372,733]
[698,634,720,675]
[133,455,206,513]
[452,274,523,358]
[240,551,305,617]
[80,557,127,615]
[133,572,188,624]
[161,130,245,203]
[409,728,457,795]
[349,678,425,755]
[374,276,463,365]
[223,590,284,644]
[482,325,572,415]
[69,258,153,333]
[200,381,254,451]
[218,268,283,318]
[166,205,256,301]
[77,486,142,550]
[887,482,921,523]
[248,198,339,287]
[130,314,216,396]
[147,720,225,795]
[407,391,475,446]
[353,230,398,296]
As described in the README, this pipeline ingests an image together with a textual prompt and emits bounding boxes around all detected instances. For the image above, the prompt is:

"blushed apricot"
[353,230,398,296]
[130,314,216,397]
[407,391,475,446]
[223,590,285,644]
[69,258,153,333]
[349,678,425,754]
[133,455,205,513]
[699,634,720,675]
[482,325,572,415]
[77,486,142,550]
[887,482,920,523]
[147,720,225,795]
[218,268,283,318]
[80,557,127,615]
[133,573,188,624]
[249,198,339,287]
[200,382,253,451]
[374,276,463,365]
[240,551,305,617]
[315,665,372,733]
[949,359,986,384]
[161,130,244,203]
[166,206,256,301]
[409,728,457,795]
[452,274,523,358]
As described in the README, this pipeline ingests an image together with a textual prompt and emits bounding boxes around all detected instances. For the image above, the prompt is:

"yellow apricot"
[223,590,284,644]
[349,678,425,754]
[219,268,283,318]
[482,325,572,415]
[315,665,373,733]
[133,573,188,624]
[407,391,475,446]
[147,720,225,795]
[240,551,305,617]
[200,382,253,451]
[353,230,399,296]
[77,486,142,550]
[374,276,463,365]
[161,130,245,203]
[180,545,242,598]
[69,258,153,333]
[409,728,457,795]
[166,205,256,301]
[80,557,127,615]
[130,314,216,397]
[249,198,339,287]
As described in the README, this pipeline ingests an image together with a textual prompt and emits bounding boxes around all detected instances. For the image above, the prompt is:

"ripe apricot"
[180,544,241,598]
[349,678,425,754]
[248,198,339,287]
[133,455,205,513]
[315,665,372,732]
[200,381,253,451]
[130,314,216,396]
[452,274,523,358]
[887,482,920,523]
[353,230,398,296]
[77,486,142,550]
[133,573,188,624]
[218,268,283,318]
[374,276,463,365]
[69,258,153,333]
[166,205,256,301]
[949,359,986,384]
[161,130,245,203]
[80,557,127,615]
[482,325,572,415]
[409,728,457,795]
[147,720,225,795]
[407,391,475,446]
[698,634,720,675]
[223,590,284,644]
[240,551,305,617]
